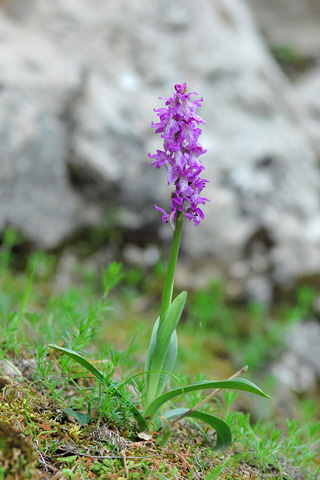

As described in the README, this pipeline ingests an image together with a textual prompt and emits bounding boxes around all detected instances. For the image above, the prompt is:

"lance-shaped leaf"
[144,292,186,411]
[49,345,105,382]
[145,320,178,396]
[129,403,149,432]
[144,378,270,418]
[63,408,92,426]
[154,408,232,451]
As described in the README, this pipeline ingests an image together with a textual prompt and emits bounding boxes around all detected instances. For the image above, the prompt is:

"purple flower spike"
[149,83,209,227]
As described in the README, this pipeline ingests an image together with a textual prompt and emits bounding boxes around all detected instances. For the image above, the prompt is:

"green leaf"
[144,317,159,387]
[145,378,270,417]
[63,408,92,425]
[145,319,178,400]
[49,345,105,383]
[129,403,149,432]
[156,329,177,396]
[144,292,186,411]
[160,415,171,447]
[102,262,124,293]
[155,408,232,451]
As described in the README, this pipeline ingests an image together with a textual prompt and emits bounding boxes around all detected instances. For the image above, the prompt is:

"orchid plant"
[50,83,269,449]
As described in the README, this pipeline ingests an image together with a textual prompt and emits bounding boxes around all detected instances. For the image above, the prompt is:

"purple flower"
[149,83,209,227]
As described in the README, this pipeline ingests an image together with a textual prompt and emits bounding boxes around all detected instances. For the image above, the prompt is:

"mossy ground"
[1,344,318,479]
[0,242,319,479]
[0,368,279,480]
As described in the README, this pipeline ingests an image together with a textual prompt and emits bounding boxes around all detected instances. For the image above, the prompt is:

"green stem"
[159,213,183,320]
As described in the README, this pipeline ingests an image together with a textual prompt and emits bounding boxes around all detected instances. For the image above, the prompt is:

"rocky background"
[1,0,320,307]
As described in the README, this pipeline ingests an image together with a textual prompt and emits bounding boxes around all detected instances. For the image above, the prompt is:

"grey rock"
[288,321,320,372]
[1,0,37,21]
[0,15,99,248]
[0,0,320,290]
[53,250,78,293]
[270,239,320,286]
[272,320,320,392]
[244,275,273,307]
[229,260,250,280]
[123,244,161,268]
[0,359,23,378]
[244,0,320,57]
[293,67,320,157]
[174,261,221,291]
[273,351,317,393]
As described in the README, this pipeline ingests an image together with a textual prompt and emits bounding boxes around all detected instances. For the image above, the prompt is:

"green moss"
[0,421,38,480]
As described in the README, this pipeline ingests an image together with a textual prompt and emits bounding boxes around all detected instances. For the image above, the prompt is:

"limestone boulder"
[0,15,98,248]
[292,67,320,157]
[0,0,320,290]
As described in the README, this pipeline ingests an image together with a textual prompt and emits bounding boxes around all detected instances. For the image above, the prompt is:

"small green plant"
[50,83,269,451]
[222,391,320,477]
[0,228,21,271]
[0,264,34,354]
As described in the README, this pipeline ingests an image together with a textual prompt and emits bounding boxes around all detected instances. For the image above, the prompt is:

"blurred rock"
[1,0,36,21]
[270,240,320,287]
[293,67,320,157]
[0,359,22,378]
[53,250,78,292]
[229,260,250,280]
[272,320,320,392]
[123,244,161,268]
[0,15,99,248]
[244,0,320,58]
[0,0,320,294]
[175,261,221,291]
[244,275,273,307]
